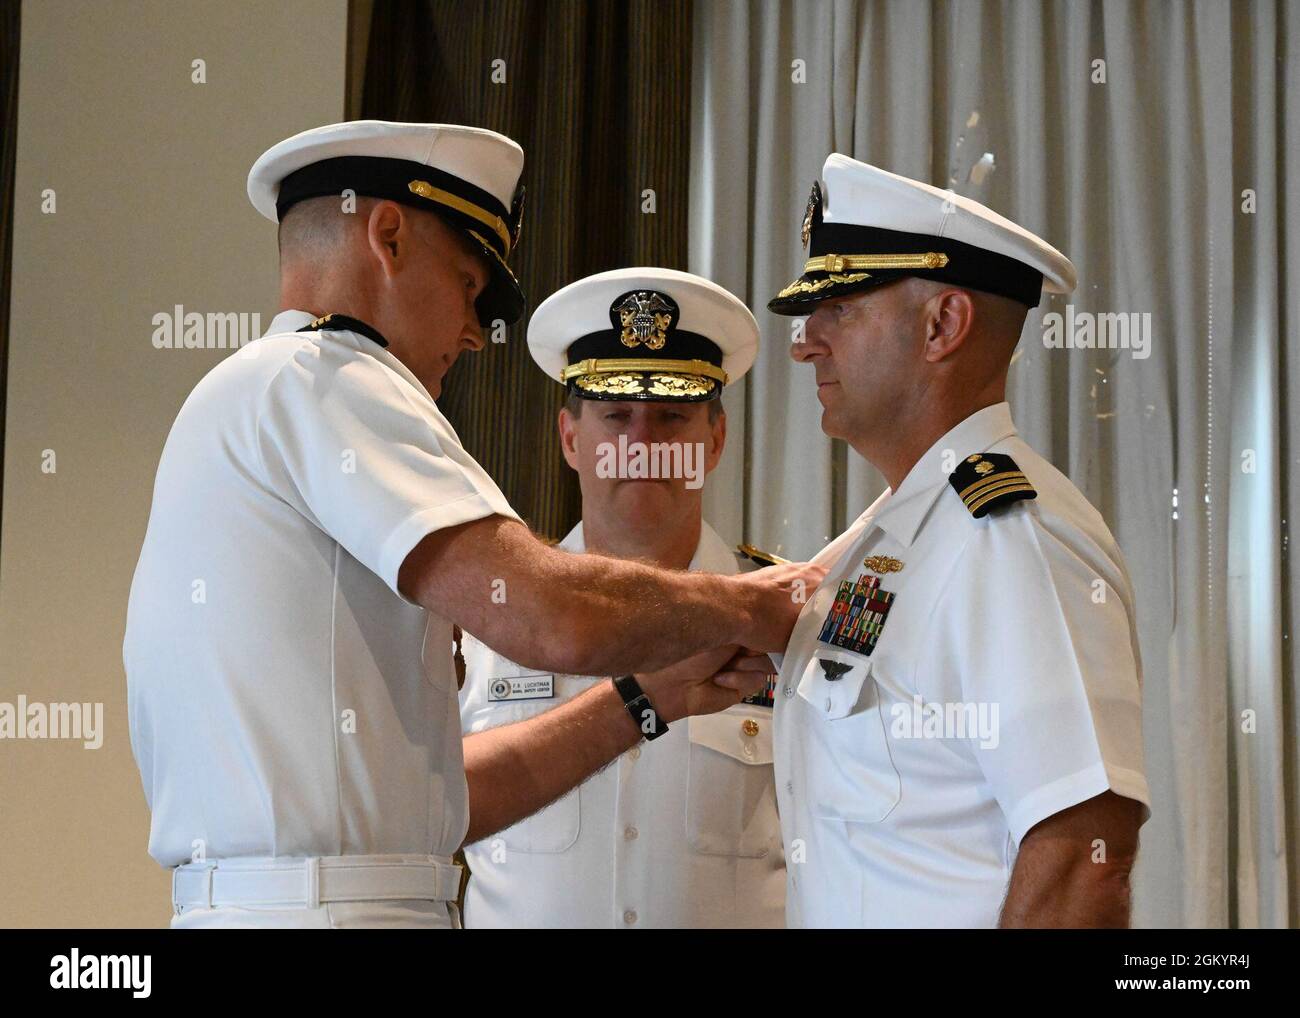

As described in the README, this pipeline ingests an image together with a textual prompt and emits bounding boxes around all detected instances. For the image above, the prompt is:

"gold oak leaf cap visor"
[248,120,526,325]
[768,153,1077,315]
[529,267,759,403]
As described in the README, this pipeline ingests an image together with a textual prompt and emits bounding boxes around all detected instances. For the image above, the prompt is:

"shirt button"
[623,909,638,925]
[627,746,641,761]
[786,780,794,793]
[623,825,638,841]
[783,685,794,698]
[741,718,760,737]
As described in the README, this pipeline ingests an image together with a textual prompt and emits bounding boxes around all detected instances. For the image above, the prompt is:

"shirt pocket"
[495,785,581,854]
[685,708,779,858]
[796,648,900,823]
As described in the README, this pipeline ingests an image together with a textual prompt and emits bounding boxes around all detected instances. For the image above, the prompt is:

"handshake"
[628,561,827,724]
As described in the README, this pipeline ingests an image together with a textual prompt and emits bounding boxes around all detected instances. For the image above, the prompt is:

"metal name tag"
[487,674,556,702]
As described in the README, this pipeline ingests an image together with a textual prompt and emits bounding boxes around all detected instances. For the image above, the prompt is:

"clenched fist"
[725,561,826,653]
[636,645,779,723]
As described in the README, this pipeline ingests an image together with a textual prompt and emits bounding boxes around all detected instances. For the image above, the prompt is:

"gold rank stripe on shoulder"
[948,451,1036,517]
[960,473,1035,514]
[967,480,1036,516]
[957,470,1029,502]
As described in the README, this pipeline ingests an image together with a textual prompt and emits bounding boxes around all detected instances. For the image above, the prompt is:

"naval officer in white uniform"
[459,268,785,928]
[123,121,819,928]
[765,155,1151,928]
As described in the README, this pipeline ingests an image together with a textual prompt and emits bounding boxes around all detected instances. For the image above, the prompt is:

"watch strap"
[612,674,669,740]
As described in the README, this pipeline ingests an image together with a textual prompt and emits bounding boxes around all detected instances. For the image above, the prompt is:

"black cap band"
[810,223,1043,307]
[566,329,723,368]
[276,155,526,326]
[276,156,517,260]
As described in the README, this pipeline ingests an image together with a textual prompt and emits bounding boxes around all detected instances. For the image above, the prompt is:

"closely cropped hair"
[277,195,373,258]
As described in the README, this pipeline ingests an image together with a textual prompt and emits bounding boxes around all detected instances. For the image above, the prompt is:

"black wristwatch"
[612,674,669,741]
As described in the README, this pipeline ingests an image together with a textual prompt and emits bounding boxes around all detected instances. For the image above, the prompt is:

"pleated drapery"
[690,0,1299,929]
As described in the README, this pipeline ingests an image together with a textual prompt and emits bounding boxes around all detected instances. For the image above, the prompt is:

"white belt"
[172,855,462,913]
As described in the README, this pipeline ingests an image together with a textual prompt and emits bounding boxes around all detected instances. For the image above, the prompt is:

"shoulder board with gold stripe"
[948,452,1037,518]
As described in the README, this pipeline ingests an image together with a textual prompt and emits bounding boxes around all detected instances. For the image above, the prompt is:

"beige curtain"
[692,0,1298,928]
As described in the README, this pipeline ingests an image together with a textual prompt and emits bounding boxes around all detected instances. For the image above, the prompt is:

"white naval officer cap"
[769,153,1077,315]
[529,267,759,403]
[247,120,526,325]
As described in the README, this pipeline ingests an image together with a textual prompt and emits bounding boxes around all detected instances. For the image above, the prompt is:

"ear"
[703,403,727,475]
[923,289,976,363]
[557,406,580,472]
[365,200,405,280]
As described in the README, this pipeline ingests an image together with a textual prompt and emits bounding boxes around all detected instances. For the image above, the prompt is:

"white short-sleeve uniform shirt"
[774,403,1150,928]
[124,311,519,884]
[459,521,785,929]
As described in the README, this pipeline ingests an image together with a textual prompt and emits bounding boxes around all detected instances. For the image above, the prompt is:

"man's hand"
[726,562,826,653]
[636,646,776,723]
[401,516,820,677]
[462,649,777,845]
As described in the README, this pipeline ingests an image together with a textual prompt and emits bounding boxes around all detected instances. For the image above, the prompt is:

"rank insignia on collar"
[612,290,677,350]
[948,452,1037,518]
[801,180,823,250]
[816,572,896,656]
[297,312,389,348]
[863,555,903,574]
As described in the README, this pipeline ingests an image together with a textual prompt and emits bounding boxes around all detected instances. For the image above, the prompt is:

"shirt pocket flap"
[796,649,873,720]
[688,710,774,766]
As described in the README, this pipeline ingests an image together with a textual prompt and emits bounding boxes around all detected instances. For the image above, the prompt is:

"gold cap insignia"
[614,290,675,350]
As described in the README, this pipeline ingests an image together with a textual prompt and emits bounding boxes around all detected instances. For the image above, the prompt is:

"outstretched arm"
[399,514,820,677]
[461,647,775,846]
